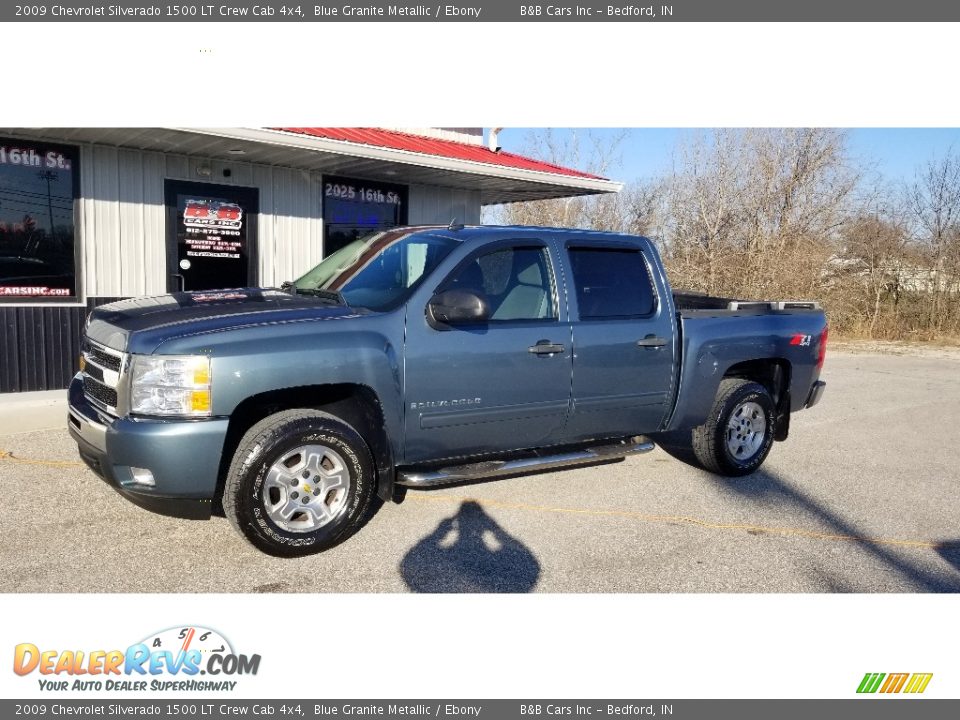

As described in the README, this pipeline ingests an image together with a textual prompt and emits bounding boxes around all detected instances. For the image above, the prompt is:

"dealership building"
[0,127,619,393]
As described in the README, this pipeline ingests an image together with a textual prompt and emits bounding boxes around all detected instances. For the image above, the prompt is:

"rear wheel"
[690,378,776,476]
[223,409,376,556]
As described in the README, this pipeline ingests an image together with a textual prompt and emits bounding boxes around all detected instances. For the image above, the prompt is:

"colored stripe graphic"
[857,673,885,693]
[857,672,932,694]
[880,673,909,693]
[904,674,933,694]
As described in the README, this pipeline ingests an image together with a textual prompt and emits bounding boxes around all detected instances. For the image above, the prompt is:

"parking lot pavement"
[1,349,959,593]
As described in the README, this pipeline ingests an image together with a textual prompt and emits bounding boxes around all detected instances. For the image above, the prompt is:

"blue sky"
[493,128,960,185]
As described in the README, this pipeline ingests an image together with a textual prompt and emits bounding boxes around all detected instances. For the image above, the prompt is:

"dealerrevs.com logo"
[13,626,261,693]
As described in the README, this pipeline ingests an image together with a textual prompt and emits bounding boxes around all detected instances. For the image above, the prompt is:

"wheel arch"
[214,383,396,509]
[721,358,792,441]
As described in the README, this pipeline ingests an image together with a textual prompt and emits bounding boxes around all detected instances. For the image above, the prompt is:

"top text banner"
[5,0,960,22]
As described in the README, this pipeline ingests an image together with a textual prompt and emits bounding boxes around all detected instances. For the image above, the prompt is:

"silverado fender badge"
[410,398,482,410]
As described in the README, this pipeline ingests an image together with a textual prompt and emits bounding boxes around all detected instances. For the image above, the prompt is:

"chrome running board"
[396,437,655,488]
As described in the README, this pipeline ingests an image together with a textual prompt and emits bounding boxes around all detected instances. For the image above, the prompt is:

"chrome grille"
[81,339,126,413]
[83,375,118,408]
[86,345,121,372]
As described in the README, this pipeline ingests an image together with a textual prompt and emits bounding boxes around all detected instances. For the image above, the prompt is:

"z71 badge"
[790,333,812,346]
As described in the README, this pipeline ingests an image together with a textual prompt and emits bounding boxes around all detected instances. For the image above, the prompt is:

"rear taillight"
[816,326,828,370]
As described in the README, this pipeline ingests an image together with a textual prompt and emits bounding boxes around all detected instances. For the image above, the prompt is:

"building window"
[568,247,658,320]
[0,139,79,301]
[323,175,408,256]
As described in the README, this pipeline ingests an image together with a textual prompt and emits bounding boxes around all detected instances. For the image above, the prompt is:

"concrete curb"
[0,390,68,436]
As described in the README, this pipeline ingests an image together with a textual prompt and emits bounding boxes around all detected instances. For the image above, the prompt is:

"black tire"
[689,378,776,476]
[223,409,377,557]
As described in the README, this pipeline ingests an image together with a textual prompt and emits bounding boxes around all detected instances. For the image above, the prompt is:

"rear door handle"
[528,340,565,356]
[636,335,667,348]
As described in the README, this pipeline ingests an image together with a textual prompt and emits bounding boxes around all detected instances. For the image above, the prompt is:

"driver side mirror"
[427,289,489,328]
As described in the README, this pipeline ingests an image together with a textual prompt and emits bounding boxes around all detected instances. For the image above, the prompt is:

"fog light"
[130,467,155,487]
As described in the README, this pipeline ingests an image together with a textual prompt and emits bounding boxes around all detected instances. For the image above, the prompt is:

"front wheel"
[690,378,776,476]
[223,409,377,556]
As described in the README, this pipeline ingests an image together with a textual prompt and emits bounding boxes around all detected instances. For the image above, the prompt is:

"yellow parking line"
[0,450,85,468]
[405,493,941,550]
[1,450,942,551]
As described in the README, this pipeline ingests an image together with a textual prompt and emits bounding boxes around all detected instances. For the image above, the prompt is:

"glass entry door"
[165,180,259,292]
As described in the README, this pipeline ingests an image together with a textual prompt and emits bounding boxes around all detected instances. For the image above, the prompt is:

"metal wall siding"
[79,144,98,300]
[272,167,294,285]
[293,169,318,282]
[165,154,189,180]
[92,145,122,297]
[253,164,276,287]
[268,166,317,288]
[0,298,122,393]
[408,184,481,225]
[212,159,255,186]
[1,310,18,392]
[118,149,146,297]
[142,151,167,296]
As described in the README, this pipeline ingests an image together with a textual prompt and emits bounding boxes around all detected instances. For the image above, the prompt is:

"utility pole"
[38,170,58,242]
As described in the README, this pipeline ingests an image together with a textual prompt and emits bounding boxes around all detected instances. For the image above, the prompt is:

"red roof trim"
[272,127,607,181]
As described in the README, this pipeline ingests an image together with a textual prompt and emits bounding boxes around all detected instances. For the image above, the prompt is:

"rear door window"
[568,247,657,320]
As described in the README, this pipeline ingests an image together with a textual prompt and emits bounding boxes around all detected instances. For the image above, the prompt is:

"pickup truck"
[68,225,827,556]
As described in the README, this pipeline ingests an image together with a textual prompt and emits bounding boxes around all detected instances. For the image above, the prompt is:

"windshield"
[293,229,459,311]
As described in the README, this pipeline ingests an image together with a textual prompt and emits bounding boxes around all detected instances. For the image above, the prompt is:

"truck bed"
[673,290,821,316]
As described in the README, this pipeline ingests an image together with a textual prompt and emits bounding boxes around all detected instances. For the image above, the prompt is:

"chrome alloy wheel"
[725,400,767,461]
[262,444,350,533]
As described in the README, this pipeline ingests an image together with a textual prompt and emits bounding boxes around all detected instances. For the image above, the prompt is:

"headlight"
[130,355,212,417]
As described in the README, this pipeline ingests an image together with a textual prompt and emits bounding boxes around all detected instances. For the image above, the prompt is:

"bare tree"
[483,129,629,231]
[483,128,960,341]
[910,149,960,331]
[833,198,910,337]
[657,129,857,299]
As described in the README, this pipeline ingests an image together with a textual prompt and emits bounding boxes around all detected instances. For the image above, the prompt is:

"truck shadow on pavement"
[400,500,541,593]
[659,443,960,592]
[935,541,960,574]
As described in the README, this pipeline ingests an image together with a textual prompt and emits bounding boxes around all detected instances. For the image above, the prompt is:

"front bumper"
[805,380,826,409]
[67,373,229,520]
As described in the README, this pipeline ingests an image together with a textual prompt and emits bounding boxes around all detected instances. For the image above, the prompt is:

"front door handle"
[636,335,667,348]
[528,340,565,356]
[171,273,186,292]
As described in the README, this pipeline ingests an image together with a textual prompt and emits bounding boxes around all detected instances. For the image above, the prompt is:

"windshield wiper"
[293,287,347,305]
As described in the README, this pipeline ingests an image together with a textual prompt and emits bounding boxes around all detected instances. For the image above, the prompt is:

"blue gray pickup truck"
[68,225,827,556]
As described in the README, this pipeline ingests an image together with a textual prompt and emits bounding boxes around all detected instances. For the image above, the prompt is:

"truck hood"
[86,288,368,354]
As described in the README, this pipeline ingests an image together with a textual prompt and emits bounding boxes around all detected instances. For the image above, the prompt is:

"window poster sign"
[0,138,79,300]
[166,181,258,292]
[182,198,244,258]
